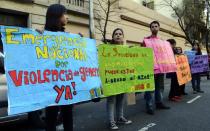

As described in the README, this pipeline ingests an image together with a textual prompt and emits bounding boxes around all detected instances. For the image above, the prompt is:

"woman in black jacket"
[167,39,182,101]
[44,4,73,131]
[191,44,204,94]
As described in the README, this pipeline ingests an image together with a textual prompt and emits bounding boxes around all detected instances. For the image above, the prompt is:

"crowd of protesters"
[0,4,208,131]
[42,4,207,130]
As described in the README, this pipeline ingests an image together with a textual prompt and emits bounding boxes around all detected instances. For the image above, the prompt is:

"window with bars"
[66,0,85,7]
[142,0,154,10]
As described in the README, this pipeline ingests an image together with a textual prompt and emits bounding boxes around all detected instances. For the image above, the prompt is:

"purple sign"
[191,55,209,74]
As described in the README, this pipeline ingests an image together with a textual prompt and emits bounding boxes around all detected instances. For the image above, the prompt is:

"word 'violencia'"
[8,67,99,87]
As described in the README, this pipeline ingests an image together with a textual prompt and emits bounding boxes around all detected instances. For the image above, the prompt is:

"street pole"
[206,0,209,53]
[89,0,95,39]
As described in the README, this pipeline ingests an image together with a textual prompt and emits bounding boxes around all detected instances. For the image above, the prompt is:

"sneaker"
[156,103,170,109]
[146,109,154,115]
[174,96,182,100]
[182,92,188,95]
[169,97,180,102]
[109,122,119,130]
[117,117,132,125]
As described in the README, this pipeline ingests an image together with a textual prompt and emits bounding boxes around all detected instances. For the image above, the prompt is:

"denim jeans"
[191,73,201,91]
[107,94,124,123]
[145,74,164,111]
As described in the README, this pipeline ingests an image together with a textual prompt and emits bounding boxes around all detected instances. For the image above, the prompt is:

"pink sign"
[144,37,177,74]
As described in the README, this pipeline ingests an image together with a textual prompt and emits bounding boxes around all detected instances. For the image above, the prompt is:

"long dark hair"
[111,28,124,44]
[197,46,202,55]
[192,43,202,55]
[45,4,67,32]
[167,39,176,46]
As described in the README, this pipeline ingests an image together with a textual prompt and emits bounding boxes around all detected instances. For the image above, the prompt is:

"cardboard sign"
[0,26,102,115]
[98,44,155,97]
[175,55,192,85]
[144,38,177,74]
[184,50,196,64]
[191,55,209,74]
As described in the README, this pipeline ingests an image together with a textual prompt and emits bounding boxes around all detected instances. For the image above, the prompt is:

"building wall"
[0,0,90,37]
[154,0,182,21]
[96,0,190,50]
[0,0,193,51]
[132,0,182,21]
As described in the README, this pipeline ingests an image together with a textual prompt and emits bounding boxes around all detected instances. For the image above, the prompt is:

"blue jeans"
[145,89,164,110]
[145,74,164,111]
[191,73,201,91]
[107,94,124,123]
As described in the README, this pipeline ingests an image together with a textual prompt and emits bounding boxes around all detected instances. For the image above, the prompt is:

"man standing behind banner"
[142,21,170,115]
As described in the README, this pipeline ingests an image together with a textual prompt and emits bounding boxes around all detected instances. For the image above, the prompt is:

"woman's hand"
[78,32,84,37]
[36,29,44,34]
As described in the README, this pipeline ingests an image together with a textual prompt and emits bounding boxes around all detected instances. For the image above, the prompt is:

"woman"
[167,39,182,102]
[43,4,73,131]
[191,44,204,93]
[107,28,132,130]
[208,53,210,80]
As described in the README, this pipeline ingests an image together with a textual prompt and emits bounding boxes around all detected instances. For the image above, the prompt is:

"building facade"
[0,0,90,36]
[96,0,188,50]
[0,0,192,50]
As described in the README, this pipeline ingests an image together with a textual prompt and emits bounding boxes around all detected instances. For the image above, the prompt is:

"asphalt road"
[1,77,210,131]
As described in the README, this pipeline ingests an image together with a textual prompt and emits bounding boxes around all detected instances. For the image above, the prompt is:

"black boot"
[146,109,154,115]
[156,103,170,109]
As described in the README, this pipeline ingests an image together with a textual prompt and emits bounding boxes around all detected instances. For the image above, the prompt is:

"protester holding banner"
[207,53,210,80]
[106,28,132,130]
[176,47,188,96]
[142,21,170,115]
[166,39,184,102]
[191,44,204,93]
[166,39,181,101]
[43,4,73,131]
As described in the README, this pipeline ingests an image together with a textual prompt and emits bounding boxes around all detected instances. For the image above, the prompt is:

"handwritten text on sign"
[0,26,101,115]
[175,55,192,85]
[144,38,177,74]
[191,55,209,74]
[98,44,155,97]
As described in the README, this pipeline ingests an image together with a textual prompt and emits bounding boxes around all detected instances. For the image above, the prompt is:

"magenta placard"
[144,38,177,74]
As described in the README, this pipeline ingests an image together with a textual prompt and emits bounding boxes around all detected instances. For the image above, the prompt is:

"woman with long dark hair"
[44,4,73,131]
[166,39,181,102]
[166,39,188,102]
[106,28,132,130]
[191,43,204,94]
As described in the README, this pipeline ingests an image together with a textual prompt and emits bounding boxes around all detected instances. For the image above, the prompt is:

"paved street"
[1,77,210,131]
